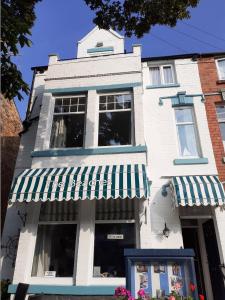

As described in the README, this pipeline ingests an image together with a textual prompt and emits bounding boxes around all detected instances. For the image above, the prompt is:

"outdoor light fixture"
[163,222,170,238]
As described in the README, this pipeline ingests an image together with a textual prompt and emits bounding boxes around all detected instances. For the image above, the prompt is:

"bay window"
[98,92,133,146]
[50,95,86,148]
[32,201,78,277]
[149,64,175,86]
[175,107,200,157]
[93,198,136,278]
[216,105,225,148]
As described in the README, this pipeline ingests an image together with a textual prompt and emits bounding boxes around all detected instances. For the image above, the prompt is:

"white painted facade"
[1,27,225,299]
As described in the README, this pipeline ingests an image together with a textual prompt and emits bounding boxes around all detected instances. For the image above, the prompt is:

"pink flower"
[137,289,146,298]
[114,286,132,298]
[128,297,135,300]
[168,296,176,300]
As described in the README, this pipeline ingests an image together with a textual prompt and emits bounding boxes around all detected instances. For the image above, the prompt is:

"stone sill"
[173,158,209,165]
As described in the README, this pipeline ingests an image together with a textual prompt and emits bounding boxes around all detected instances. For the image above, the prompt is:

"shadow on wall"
[150,188,181,243]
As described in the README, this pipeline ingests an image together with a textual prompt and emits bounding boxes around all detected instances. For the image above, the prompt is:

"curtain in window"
[50,117,66,148]
[150,67,161,85]
[178,125,198,157]
[32,226,52,276]
[218,60,225,79]
[163,66,174,84]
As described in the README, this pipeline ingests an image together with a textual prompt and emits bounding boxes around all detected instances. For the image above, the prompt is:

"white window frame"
[174,107,201,158]
[50,94,87,149]
[216,104,225,149]
[216,58,225,80]
[31,202,79,281]
[98,91,134,147]
[149,64,176,86]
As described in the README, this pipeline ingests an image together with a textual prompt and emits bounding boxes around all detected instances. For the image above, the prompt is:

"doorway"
[182,223,206,297]
[203,219,225,300]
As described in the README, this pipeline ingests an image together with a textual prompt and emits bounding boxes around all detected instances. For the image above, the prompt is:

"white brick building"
[1,27,225,300]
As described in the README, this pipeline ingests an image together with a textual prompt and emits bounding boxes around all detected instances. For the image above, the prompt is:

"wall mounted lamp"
[163,222,170,238]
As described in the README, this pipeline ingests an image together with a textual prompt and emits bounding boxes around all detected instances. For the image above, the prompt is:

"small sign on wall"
[44,271,56,277]
[107,234,124,240]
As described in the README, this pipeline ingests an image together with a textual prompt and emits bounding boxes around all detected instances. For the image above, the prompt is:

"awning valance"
[9,164,149,202]
[171,175,225,207]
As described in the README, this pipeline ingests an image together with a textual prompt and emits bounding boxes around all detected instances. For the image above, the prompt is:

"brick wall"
[198,57,225,182]
[0,95,22,231]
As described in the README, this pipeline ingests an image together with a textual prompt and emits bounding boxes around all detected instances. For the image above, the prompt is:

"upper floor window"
[149,64,175,86]
[175,107,200,157]
[216,58,225,80]
[216,105,225,148]
[50,95,86,148]
[98,92,133,146]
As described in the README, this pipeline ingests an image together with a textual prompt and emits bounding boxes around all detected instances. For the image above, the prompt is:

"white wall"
[142,58,218,249]
[77,27,124,58]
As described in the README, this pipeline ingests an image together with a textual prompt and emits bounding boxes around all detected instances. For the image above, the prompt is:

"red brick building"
[0,96,22,231]
[198,53,225,184]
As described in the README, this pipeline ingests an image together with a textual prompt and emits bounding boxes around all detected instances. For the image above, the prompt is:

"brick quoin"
[198,56,225,184]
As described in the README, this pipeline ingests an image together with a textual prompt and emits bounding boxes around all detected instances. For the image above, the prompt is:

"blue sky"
[14,0,225,120]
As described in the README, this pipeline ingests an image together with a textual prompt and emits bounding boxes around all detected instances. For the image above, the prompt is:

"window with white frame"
[31,201,78,277]
[93,198,136,278]
[175,107,200,157]
[216,58,225,80]
[149,64,175,86]
[50,95,86,148]
[98,92,133,146]
[216,105,225,148]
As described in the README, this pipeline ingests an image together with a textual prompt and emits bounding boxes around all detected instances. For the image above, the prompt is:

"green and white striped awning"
[9,164,149,202]
[171,175,225,207]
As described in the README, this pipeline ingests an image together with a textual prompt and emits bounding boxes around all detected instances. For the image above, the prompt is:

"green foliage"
[1,0,41,100]
[85,0,199,37]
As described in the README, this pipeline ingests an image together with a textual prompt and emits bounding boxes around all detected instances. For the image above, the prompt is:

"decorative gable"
[77,26,124,58]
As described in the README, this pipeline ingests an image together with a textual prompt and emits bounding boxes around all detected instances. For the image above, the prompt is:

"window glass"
[32,202,78,277]
[216,105,225,146]
[32,224,76,277]
[50,96,86,148]
[93,223,135,278]
[149,65,175,86]
[218,59,225,79]
[175,108,200,157]
[163,66,174,84]
[98,93,132,146]
[149,67,161,85]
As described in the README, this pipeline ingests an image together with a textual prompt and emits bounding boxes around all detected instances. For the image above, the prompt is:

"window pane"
[177,124,199,156]
[78,97,86,105]
[70,105,78,112]
[99,96,106,104]
[63,98,70,106]
[32,224,76,277]
[150,67,161,85]
[107,102,115,110]
[93,223,135,277]
[175,109,193,123]
[71,98,78,105]
[98,111,131,146]
[219,123,225,142]
[99,103,107,110]
[163,66,174,84]
[55,98,62,106]
[218,59,225,79]
[50,114,85,148]
[216,105,225,120]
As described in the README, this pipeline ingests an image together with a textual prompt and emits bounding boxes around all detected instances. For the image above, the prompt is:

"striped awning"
[171,175,225,207]
[9,164,149,202]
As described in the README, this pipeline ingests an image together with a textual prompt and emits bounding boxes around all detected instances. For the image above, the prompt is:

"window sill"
[8,284,116,295]
[216,79,225,84]
[146,83,180,89]
[173,158,209,165]
[31,145,147,157]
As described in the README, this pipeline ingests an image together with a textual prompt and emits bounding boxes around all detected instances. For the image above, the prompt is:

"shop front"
[8,164,150,298]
